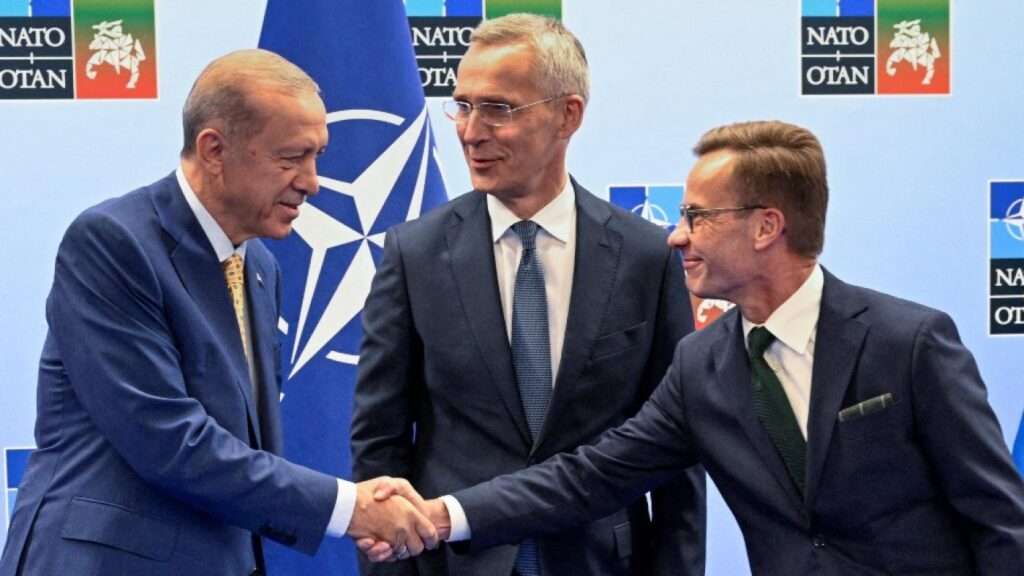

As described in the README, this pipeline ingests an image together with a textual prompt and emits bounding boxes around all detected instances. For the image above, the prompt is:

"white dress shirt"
[176,167,355,538]
[488,177,576,382]
[444,177,577,542]
[177,169,256,381]
[740,265,824,439]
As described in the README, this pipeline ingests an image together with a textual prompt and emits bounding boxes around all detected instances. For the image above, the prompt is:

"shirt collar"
[742,264,824,354]
[487,176,575,244]
[176,166,247,263]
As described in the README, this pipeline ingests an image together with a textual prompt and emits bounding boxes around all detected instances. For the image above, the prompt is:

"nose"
[667,220,690,249]
[458,109,491,146]
[296,156,320,197]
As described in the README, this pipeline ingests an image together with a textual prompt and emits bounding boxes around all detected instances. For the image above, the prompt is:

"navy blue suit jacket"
[352,182,706,576]
[0,174,338,576]
[454,270,1024,575]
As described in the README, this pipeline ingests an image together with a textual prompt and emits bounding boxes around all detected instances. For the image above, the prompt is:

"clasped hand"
[348,477,450,563]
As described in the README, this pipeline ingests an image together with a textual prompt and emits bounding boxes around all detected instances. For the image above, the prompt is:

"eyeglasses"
[678,204,766,232]
[442,95,563,127]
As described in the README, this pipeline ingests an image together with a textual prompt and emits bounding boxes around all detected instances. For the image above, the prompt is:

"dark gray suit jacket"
[352,181,706,575]
[454,270,1024,575]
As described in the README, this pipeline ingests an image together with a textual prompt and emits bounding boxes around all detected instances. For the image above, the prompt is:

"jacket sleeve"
[351,228,422,576]
[645,247,707,576]
[48,209,338,555]
[452,345,700,552]
[909,310,1024,570]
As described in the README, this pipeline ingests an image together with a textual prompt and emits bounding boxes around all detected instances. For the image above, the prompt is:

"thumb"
[374,477,425,507]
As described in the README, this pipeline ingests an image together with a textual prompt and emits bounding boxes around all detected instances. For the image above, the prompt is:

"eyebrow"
[453,95,513,105]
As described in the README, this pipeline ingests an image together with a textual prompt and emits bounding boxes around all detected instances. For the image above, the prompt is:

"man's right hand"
[347,477,439,560]
[355,478,452,563]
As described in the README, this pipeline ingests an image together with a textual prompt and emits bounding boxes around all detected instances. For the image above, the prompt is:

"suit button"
[812,535,826,548]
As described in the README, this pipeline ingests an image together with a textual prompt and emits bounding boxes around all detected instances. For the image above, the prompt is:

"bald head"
[181,49,320,157]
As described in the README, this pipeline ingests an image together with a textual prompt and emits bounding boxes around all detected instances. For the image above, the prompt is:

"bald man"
[0,50,434,576]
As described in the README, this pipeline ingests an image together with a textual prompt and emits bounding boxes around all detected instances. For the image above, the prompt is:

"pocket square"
[838,393,895,423]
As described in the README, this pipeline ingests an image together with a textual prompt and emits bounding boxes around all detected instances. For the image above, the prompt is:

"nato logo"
[0,0,157,100]
[989,181,1024,335]
[800,0,951,96]
[4,447,33,528]
[0,0,73,99]
[404,0,562,96]
[608,184,682,233]
[405,0,482,97]
[801,0,876,95]
[276,104,443,380]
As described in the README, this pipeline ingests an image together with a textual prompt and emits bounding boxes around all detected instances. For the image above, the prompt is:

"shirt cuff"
[325,479,357,538]
[440,495,471,541]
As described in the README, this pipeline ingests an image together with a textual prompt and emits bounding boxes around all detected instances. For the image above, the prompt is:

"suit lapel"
[534,183,620,455]
[447,193,532,450]
[153,175,263,447]
[804,270,868,505]
[246,249,279,451]
[716,312,806,509]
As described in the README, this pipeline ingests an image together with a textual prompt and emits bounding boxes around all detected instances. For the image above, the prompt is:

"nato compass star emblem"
[274,104,444,390]
[1003,197,1024,242]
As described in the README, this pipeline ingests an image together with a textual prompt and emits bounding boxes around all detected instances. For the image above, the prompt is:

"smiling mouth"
[682,257,702,271]
[278,201,302,216]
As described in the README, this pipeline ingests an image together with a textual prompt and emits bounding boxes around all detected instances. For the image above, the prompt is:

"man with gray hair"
[0,49,436,576]
[368,120,1024,575]
[352,14,705,576]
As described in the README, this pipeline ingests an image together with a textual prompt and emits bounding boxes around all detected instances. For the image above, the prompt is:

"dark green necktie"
[748,326,806,494]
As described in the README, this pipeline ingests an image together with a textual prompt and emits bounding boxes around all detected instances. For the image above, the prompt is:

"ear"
[752,207,785,251]
[556,94,585,139]
[194,127,229,176]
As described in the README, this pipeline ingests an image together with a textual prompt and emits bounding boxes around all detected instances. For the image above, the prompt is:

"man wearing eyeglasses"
[351,12,706,576]
[364,120,1024,574]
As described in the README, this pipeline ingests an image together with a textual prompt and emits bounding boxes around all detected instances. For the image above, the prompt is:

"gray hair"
[181,49,319,156]
[471,13,589,102]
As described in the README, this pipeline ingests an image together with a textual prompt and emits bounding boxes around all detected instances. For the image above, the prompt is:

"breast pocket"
[591,321,647,362]
[836,394,901,441]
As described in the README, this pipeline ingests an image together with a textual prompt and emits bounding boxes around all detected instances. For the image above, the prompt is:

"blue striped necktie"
[510,220,551,576]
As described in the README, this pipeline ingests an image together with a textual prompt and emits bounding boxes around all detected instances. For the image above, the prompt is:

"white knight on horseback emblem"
[86,20,146,89]
[885,19,942,85]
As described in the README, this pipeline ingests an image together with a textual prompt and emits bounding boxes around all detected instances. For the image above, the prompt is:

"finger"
[425,498,452,541]
[368,541,396,563]
[372,476,396,501]
[403,506,436,555]
[391,478,427,508]
[391,525,408,554]
[355,538,378,553]
[362,541,393,561]
[400,520,427,557]
[355,537,394,563]
[416,511,439,550]
[372,541,395,561]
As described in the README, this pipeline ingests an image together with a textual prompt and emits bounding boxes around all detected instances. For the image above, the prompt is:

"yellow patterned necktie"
[222,254,250,360]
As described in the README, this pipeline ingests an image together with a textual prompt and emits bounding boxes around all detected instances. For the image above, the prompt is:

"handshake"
[347,477,451,563]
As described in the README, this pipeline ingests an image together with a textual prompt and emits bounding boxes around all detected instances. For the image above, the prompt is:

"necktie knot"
[748,326,775,359]
[223,254,245,291]
[512,220,539,251]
